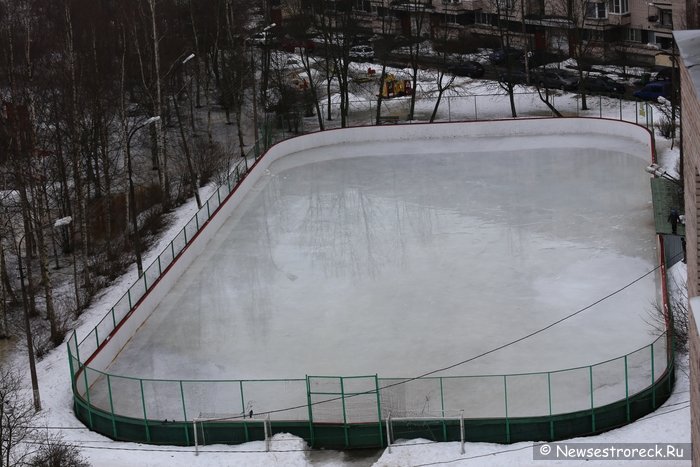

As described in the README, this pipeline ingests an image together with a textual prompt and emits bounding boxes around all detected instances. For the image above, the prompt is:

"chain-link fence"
[67,100,669,448]
[68,331,672,446]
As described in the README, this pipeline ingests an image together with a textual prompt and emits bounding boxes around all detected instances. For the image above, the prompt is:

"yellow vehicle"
[379,74,413,98]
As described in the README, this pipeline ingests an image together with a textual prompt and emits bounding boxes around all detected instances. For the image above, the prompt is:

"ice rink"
[102,130,659,384]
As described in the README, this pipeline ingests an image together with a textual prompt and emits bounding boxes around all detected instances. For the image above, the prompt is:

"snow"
[6,62,688,466]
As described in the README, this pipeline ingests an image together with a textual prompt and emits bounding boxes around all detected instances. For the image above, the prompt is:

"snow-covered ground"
[7,59,689,466]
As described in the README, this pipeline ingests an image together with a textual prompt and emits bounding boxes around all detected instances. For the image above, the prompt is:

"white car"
[248,31,274,45]
[349,45,374,61]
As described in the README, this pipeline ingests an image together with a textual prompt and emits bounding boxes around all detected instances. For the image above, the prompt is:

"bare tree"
[550,0,603,110]
[0,367,36,467]
[28,433,89,467]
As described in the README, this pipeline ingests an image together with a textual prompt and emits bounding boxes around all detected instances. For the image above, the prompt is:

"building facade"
[293,0,687,65]
[675,29,700,465]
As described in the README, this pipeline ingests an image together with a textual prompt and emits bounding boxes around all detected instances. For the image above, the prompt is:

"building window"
[659,9,673,27]
[444,14,460,24]
[586,2,607,18]
[608,0,628,14]
[625,28,642,42]
[656,35,673,49]
[475,12,492,24]
[354,0,371,12]
[582,29,604,41]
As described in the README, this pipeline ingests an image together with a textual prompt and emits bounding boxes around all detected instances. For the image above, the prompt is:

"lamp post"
[261,23,276,150]
[170,54,202,209]
[126,116,161,277]
[17,233,41,412]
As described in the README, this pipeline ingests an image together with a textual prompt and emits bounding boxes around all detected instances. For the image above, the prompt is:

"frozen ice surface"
[105,133,658,384]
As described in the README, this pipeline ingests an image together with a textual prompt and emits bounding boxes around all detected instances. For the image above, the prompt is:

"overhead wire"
[40,254,683,456]
[188,258,667,422]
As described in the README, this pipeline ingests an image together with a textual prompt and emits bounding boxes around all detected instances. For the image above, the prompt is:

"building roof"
[674,30,700,94]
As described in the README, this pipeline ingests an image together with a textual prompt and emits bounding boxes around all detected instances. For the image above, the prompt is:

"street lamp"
[182,53,195,65]
[645,163,682,187]
[126,116,161,277]
[16,233,41,412]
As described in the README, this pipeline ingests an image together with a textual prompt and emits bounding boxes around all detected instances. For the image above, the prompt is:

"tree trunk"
[173,93,202,208]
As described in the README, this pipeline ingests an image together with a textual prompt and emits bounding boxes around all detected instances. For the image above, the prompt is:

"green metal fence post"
[179,381,190,445]
[144,272,148,292]
[589,366,595,433]
[171,242,175,260]
[67,343,77,404]
[195,214,199,231]
[624,355,630,422]
[440,377,447,441]
[635,101,639,124]
[651,343,656,408]
[107,374,117,438]
[240,381,249,442]
[375,375,384,446]
[158,256,162,275]
[73,332,81,367]
[306,376,315,446]
[206,200,211,218]
[95,328,99,348]
[140,379,151,442]
[127,289,132,309]
[669,333,675,393]
[340,377,349,447]
[82,366,93,428]
[504,375,510,443]
[619,98,623,121]
[548,372,554,440]
[599,95,602,118]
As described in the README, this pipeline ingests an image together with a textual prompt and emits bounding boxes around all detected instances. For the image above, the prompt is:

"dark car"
[489,47,523,65]
[584,76,626,95]
[633,81,672,101]
[447,61,485,78]
[280,36,315,53]
[654,67,672,82]
[498,69,528,85]
[533,70,579,91]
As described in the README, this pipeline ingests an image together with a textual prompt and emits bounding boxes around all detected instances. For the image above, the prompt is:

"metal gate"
[306,375,384,447]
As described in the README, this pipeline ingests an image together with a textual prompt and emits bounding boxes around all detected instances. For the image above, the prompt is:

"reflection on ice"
[105,134,657,384]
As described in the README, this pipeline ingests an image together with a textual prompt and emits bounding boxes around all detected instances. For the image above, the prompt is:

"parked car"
[280,36,315,53]
[248,31,275,46]
[633,81,672,101]
[498,69,528,85]
[583,76,626,95]
[533,69,579,91]
[654,67,672,82]
[349,45,374,61]
[447,61,485,78]
[489,47,523,65]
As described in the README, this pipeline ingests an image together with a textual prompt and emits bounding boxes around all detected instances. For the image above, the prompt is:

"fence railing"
[67,96,669,449]
[271,91,657,139]
[67,331,672,447]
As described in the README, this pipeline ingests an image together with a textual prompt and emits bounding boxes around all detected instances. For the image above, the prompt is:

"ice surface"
[102,132,658,387]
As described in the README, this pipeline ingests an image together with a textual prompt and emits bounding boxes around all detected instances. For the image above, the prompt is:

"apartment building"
[310,0,686,66]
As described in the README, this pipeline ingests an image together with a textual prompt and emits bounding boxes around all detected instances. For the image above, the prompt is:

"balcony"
[607,13,631,25]
[435,0,483,10]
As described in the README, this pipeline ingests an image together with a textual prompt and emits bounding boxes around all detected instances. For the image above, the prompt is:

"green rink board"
[72,365,674,449]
